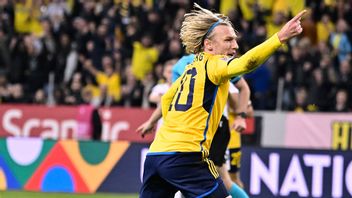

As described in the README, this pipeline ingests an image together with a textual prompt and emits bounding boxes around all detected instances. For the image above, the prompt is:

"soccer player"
[137,76,250,198]
[139,3,305,197]
[172,53,250,198]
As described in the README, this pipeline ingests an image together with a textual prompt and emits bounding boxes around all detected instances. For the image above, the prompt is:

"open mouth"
[229,50,239,58]
[227,52,235,58]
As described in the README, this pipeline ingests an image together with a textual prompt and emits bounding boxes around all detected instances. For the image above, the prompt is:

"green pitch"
[0,191,138,198]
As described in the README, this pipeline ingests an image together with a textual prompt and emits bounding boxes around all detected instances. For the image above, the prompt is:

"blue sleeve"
[230,76,242,84]
[172,54,195,83]
[172,63,184,82]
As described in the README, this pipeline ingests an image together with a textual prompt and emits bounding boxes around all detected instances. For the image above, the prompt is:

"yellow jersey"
[149,34,282,155]
[131,42,159,80]
[96,72,121,102]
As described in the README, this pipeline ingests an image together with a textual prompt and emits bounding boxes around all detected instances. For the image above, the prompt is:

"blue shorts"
[140,152,229,198]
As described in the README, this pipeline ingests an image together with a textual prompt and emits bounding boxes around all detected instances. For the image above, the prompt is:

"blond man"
[140,4,305,198]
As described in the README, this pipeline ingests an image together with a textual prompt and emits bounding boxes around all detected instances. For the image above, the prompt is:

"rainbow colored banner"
[0,137,149,193]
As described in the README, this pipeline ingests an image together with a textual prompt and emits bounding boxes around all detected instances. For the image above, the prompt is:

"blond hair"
[180,3,233,54]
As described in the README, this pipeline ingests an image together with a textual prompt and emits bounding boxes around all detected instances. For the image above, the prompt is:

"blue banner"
[241,147,352,198]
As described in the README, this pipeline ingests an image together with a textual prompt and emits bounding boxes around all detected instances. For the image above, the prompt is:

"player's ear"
[204,39,213,51]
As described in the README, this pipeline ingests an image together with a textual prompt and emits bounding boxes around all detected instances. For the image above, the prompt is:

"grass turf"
[0,191,138,198]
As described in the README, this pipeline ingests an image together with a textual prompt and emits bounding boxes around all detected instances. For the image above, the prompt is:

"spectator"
[308,68,332,111]
[266,12,285,39]
[14,0,42,35]
[57,33,78,84]
[131,34,159,81]
[316,14,334,43]
[330,19,351,64]
[64,72,83,105]
[10,34,50,92]
[290,86,317,112]
[33,89,47,104]
[330,89,350,112]
[6,83,28,103]
[83,55,121,106]
[337,59,352,87]
[44,0,69,32]
[121,65,144,107]
[82,76,101,107]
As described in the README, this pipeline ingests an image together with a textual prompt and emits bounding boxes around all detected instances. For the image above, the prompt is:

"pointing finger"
[291,10,307,22]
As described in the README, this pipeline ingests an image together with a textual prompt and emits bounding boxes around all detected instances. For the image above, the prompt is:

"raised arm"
[226,10,306,78]
[83,59,98,76]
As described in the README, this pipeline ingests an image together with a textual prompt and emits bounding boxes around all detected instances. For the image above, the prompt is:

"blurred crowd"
[0,0,351,112]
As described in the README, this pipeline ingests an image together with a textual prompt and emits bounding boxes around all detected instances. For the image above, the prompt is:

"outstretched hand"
[278,10,307,43]
[136,121,156,138]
